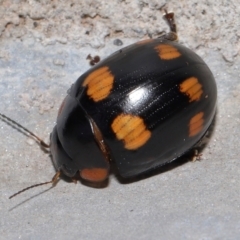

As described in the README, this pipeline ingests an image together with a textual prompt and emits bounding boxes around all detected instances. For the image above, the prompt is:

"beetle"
[50,11,217,182]
[5,11,217,198]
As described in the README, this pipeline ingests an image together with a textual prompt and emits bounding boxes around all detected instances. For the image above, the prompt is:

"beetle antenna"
[0,113,49,148]
[9,171,61,199]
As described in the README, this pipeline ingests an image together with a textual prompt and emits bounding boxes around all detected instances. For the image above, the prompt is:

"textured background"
[0,0,240,239]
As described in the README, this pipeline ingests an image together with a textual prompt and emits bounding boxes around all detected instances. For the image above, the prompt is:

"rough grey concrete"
[0,0,240,239]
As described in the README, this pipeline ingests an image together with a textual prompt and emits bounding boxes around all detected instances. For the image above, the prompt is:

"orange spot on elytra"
[179,77,203,102]
[82,66,114,102]
[155,44,181,60]
[80,168,108,182]
[189,112,204,137]
[111,114,151,150]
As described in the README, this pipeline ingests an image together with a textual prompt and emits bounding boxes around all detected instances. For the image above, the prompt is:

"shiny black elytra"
[50,11,217,182]
[6,11,217,198]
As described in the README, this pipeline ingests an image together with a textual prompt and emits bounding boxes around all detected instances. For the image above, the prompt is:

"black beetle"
[50,11,216,182]
[4,11,216,198]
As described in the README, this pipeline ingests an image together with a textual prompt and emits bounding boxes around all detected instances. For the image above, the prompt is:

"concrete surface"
[0,0,240,239]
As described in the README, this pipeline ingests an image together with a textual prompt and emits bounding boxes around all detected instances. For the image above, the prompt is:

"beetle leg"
[163,10,178,41]
[71,177,78,184]
[191,149,203,162]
